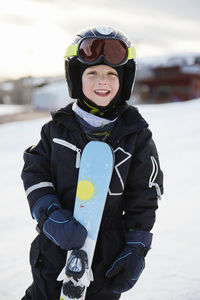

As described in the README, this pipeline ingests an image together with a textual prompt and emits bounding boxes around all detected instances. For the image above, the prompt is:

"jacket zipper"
[149,156,162,200]
[53,138,81,168]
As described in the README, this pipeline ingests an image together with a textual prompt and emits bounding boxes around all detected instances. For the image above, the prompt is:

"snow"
[0,104,26,116]
[1,99,200,299]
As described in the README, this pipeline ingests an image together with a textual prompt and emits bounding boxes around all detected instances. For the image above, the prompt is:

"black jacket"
[22,103,163,230]
[21,103,163,292]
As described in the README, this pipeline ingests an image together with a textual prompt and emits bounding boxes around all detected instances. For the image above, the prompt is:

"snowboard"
[58,141,114,300]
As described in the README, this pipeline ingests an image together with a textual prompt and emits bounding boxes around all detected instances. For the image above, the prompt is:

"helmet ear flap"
[65,57,82,99]
[122,60,136,100]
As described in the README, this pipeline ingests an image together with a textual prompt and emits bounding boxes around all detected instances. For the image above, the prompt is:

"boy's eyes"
[87,71,96,75]
[108,72,118,77]
[86,71,118,77]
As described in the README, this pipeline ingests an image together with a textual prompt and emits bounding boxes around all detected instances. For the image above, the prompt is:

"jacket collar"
[106,105,148,146]
[52,103,148,146]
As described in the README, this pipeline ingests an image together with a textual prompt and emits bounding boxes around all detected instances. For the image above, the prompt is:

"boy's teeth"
[95,90,109,94]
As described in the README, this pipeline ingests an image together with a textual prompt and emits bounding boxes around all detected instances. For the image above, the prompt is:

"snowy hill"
[1,99,200,300]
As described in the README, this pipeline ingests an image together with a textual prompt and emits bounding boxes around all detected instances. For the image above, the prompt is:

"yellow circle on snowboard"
[77,180,95,200]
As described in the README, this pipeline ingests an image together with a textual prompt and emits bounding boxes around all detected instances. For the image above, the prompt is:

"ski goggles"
[64,38,136,67]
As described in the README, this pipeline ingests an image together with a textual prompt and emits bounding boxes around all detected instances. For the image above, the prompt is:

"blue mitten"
[106,230,152,293]
[32,194,87,251]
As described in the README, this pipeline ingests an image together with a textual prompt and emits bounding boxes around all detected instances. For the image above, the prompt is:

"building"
[136,55,200,103]
[32,78,73,111]
[0,77,32,105]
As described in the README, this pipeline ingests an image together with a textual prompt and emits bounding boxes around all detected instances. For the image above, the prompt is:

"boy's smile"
[94,89,110,96]
[82,64,120,107]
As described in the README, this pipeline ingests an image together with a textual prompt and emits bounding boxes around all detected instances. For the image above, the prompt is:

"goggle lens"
[79,38,127,65]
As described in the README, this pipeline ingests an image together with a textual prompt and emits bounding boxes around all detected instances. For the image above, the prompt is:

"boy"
[21,25,163,300]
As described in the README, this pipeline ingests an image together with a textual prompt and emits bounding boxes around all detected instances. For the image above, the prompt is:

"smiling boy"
[82,65,120,107]
[21,25,163,300]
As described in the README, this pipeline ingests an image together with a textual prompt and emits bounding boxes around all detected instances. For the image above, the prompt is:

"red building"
[136,56,200,103]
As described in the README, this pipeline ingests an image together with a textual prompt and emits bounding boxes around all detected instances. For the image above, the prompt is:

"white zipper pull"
[149,156,162,200]
[53,138,81,169]
[154,183,162,200]
[76,149,81,169]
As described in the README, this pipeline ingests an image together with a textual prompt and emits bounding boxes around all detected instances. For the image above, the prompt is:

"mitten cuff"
[125,230,153,248]
[32,194,61,221]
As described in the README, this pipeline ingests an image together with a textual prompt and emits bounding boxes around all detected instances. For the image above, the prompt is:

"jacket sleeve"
[123,128,164,232]
[21,122,57,215]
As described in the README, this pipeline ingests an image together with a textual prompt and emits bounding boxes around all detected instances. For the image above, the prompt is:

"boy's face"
[81,64,119,107]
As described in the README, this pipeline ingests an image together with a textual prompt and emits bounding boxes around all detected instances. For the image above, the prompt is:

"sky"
[1,0,200,80]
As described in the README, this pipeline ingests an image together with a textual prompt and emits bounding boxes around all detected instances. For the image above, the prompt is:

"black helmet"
[64,25,136,101]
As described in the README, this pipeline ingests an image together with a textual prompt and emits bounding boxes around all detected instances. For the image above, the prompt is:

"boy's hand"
[32,194,87,251]
[43,209,87,250]
[106,231,152,293]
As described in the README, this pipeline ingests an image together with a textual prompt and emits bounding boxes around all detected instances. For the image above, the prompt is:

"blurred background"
[0,0,200,121]
[1,1,200,300]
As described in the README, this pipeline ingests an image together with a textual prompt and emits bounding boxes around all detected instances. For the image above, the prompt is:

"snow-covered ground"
[0,99,200,300]
[0,104,27,116]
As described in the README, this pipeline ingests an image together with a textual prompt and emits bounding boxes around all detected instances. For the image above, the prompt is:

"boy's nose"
[98,75,107,84]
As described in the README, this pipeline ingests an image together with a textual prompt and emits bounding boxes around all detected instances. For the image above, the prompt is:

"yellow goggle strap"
[64,44,136,59]
[128,46,136,59]
[64,44,78,58]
